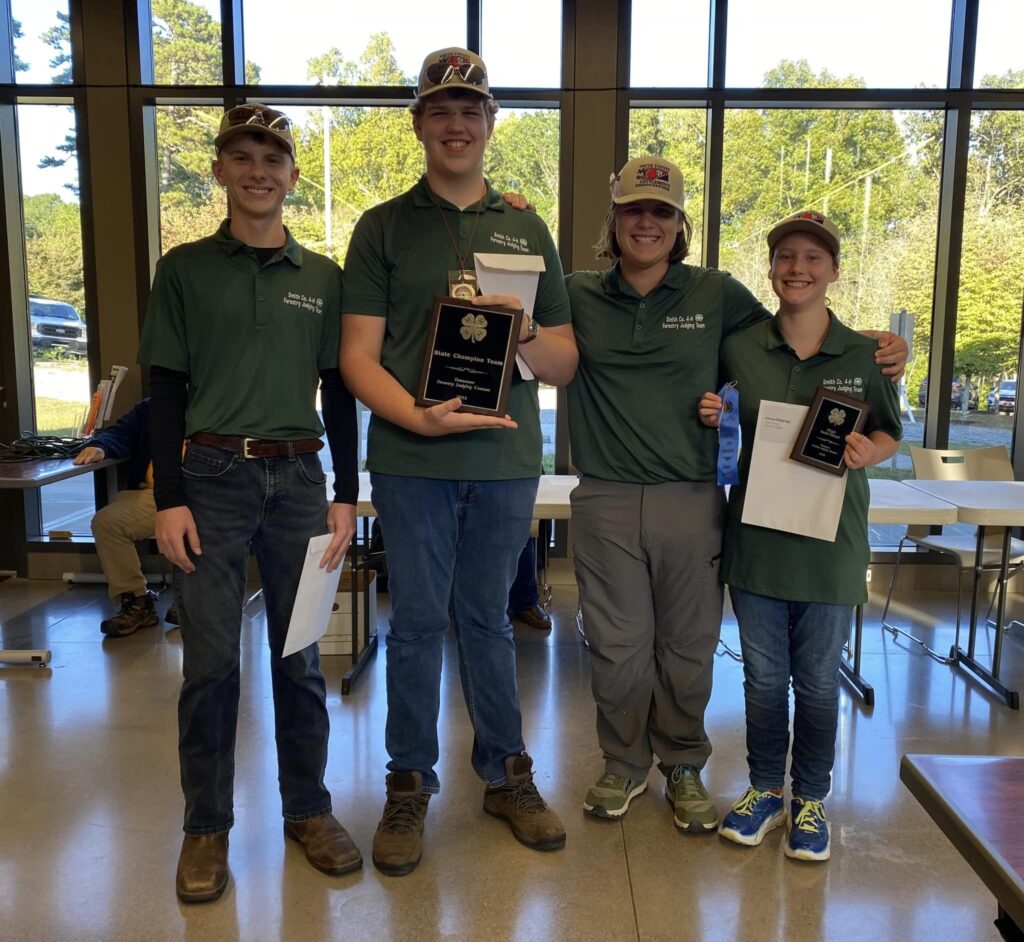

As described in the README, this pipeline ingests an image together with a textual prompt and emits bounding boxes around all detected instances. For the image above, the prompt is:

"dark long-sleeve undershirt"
[148,365,358,511]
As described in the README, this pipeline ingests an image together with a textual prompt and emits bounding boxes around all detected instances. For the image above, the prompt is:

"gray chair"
[880,445,1024,661]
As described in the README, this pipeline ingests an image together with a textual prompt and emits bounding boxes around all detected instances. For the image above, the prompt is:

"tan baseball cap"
[610,156,685,213]
[767,210,841,259]
[415,47,492,102]
[214,103,296,160]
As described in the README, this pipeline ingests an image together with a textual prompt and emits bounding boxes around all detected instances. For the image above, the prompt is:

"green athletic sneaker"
[582,772,648,819]
[665,765,718,832]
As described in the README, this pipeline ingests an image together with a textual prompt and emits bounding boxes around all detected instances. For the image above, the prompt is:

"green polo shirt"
[566,263,770,483]
[720,313,903,605]
[138,221,342,440]
[342,176,571,480]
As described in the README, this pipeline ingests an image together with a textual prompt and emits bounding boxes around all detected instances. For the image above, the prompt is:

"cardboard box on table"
[320,570,377,656]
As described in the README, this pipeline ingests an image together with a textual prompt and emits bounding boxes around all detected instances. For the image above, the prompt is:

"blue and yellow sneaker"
[785,797,830,861]
[718,786,786,846]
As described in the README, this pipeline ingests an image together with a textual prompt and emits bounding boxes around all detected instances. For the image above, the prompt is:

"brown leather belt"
[191,431,324,459]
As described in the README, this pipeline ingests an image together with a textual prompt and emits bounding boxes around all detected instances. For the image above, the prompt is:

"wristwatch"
[520,316,540,345]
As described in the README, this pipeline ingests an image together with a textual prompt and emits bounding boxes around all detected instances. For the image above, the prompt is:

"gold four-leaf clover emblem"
[460,313,488,342]
[828,407,847,426]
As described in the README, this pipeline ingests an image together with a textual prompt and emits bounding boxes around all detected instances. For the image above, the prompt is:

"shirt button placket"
[255,275,267,327]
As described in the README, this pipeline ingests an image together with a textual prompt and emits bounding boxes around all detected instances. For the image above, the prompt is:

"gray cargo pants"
[571,476,725,780]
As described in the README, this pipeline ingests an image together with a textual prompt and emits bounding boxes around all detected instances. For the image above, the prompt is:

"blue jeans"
[175,442,332,835]
[728,587,851,801]
[507,536,539,613]
[370,473,537,793]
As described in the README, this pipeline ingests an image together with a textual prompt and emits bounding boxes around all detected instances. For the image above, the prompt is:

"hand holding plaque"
[789,386,871,477]
[416,297,523,417]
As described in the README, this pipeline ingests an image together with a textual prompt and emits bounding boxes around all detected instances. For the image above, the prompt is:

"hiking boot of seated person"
[100,591,159,638]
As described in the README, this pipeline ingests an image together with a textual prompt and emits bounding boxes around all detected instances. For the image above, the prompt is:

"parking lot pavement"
[33,361,90,402]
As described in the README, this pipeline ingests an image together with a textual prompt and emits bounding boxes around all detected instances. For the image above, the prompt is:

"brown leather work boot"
[372,771,430,876]
[100,591,159,638]
[484,754,566,851]
[175,833,229,903]
[284,813,362,875]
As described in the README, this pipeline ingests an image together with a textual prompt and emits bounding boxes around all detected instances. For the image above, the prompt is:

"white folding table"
[901,480,1024,710]
[835,479,961,704]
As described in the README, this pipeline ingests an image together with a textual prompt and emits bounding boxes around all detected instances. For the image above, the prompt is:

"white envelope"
[740,400,848,542]
[282,534,343,657]
[474,253,546,381]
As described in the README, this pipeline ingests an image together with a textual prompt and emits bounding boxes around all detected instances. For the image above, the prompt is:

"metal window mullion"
[222,0,244,95]
[0,1,13,85]
[0,102,43,547]
[467,0,480,53]
[129,0,153,85]
[700,0,727,269]
[923,0,978,448]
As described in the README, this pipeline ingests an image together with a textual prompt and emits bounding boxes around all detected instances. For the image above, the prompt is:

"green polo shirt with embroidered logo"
[341,176,571,480]
[138,220,342,440]
[720,313,903,605]
[566,263,770,483]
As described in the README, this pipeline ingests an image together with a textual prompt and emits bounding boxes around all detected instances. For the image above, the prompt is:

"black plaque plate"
[789,386,871,476]
[415,297,523,416]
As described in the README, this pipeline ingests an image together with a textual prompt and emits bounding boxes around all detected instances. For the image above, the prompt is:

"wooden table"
[901,755,1024,939]
[903,480,1024,709]
[0,456,121,667]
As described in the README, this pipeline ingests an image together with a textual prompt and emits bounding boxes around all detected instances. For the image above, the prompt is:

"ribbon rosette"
[460,313,488,343]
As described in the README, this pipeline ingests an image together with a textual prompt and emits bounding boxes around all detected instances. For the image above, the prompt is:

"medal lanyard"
[429,186,486,272]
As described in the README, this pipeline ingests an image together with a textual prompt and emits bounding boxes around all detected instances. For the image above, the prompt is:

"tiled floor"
[1,574,1022,942]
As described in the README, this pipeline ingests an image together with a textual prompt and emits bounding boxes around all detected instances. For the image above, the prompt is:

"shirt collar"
[215,219,304,267]
[764,309,847,355]
[599,261,689,299]
[411,175,505,213]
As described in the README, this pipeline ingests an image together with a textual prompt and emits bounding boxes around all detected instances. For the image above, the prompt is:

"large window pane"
[720,107,942,545]
[486,107,561,472]
[944,109,1024,461]
[10,0,71,84]
[628,108,707,267]
[18,104,90,534]
[976,0,1024,87]
[482,0,560,88]
[151,0,223,85]
[486,107,560,240]
[155,104,225,253]
[724,0,948,89]
[242,2,465,87]
[630,0,709,87]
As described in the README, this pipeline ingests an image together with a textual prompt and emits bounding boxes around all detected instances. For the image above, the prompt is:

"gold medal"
[448,269,478,300]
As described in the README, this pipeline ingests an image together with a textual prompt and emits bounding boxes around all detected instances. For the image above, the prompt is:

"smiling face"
[769,232,839,311]
[613,199,684,275]
[413,89,493,181]
[212,133,298,224]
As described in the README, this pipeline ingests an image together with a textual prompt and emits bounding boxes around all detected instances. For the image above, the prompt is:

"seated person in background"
[508,536,551,630]
[74,397,177,637]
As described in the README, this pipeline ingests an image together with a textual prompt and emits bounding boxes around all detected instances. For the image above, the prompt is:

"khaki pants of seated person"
[90,487,157,601]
